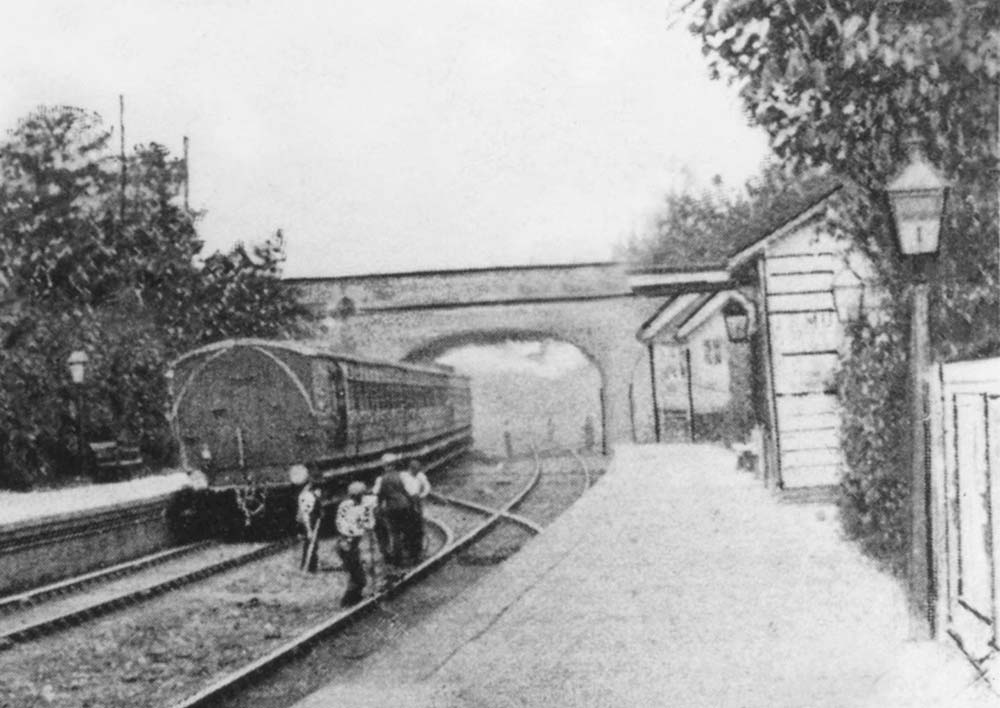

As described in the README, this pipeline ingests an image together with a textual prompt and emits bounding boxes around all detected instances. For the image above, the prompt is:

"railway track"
[169,451,545,708]
[0,540,292,649]
[0,445,479,651]
[196,447,598,708]
[0,449,599,708]
[0,541,212,615]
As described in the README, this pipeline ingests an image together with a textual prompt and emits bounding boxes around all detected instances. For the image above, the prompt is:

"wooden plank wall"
[934,358,1000,657]
[764,226,845,488]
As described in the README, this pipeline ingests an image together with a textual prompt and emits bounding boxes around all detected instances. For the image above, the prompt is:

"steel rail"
[566,447,593,489]
[428,492,543,535]
[430,442,545,534]
[0,541,293,650]
[167,452,543,708]
[0,540,212,615]
[534,442,594,491]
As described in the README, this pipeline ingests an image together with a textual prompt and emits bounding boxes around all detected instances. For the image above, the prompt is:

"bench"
[88,441,145,481]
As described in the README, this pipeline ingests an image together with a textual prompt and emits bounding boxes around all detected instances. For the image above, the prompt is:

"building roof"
[637,289,756,344]
[636,293,714,342]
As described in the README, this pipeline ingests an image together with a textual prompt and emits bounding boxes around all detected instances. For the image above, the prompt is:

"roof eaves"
[637,291,716,343]
[675,289,756,342]
[627,269,730,295]
[726,182,843,271]
[670,292,717,339]
[636,294,702,342]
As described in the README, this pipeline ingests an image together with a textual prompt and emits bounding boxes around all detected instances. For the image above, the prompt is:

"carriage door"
[315,360,348,449]
[941,359,1000,661]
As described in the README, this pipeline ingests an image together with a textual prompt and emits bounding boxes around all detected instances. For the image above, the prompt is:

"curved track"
[0,448,597,708]
[567,447,593,489]
[0,447,510,652]
[167,452,544,708]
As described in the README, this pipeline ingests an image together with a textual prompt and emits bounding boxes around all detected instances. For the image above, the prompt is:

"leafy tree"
[682,0,1000,570]
[0,106,309,488]
[621,163,826,267]
[182,231,305,345]
[620,174,750,265]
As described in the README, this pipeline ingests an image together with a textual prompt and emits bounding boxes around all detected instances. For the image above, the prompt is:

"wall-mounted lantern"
[722,299,751,343]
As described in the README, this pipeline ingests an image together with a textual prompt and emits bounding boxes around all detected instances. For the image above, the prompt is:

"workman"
[371,454,416,566]
[359,487,382,587]
[296,479,322,573]
[405,460,432,563]
[335,481,369,606]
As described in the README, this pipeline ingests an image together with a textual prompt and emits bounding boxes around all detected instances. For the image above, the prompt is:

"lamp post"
[886,136,949,639]
[67,350,89,476]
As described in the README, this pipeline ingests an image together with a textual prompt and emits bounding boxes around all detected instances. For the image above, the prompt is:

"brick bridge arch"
[401,328,602,371]
[289,262,668,447]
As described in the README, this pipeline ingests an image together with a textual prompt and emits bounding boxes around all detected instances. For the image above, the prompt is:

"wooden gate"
[933,358,1000,661]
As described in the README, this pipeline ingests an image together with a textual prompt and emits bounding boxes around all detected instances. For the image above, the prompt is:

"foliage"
[620,174,751,265]
[835,310,910,574]
[621,163,808,266]
[0,106,310,488]
[683,0,1000,570]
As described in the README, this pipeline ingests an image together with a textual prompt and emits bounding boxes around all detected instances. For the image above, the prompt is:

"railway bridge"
[288,262,692,447]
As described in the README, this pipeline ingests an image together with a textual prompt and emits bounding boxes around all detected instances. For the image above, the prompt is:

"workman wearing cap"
[296,480,322,573]
[335,481,369,606]
[371,455,415,566]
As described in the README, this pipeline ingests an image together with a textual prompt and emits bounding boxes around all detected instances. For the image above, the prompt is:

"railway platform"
[292,444,999,708]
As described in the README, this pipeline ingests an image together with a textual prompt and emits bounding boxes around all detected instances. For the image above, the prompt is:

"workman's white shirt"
[336,499,366,538]
[372,471,422,497]
[413,471,431,499]
[297,487,318,526]
[359,494,378,531]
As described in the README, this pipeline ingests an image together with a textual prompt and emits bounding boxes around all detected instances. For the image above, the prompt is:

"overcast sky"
[0,0,770,278]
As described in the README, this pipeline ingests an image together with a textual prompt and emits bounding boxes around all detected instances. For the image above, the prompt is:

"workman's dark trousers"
[377,507,411,566]
[300,524,319,573]
[404,503,424,564]
[337,537,365,606]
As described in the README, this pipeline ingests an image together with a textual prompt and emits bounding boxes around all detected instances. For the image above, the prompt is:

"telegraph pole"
[183,135,190,211]
[119,95,126,225]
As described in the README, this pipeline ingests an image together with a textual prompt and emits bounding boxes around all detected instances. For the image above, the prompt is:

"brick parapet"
[0,494,180,596]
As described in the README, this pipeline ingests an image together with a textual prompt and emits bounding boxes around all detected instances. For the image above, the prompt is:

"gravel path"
[291,444,999,708]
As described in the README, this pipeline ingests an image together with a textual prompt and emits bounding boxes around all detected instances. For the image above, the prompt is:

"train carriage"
[168,339,471,536]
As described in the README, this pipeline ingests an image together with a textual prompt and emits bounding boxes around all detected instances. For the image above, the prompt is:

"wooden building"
[637,290,756,443]
[630,176,874,489]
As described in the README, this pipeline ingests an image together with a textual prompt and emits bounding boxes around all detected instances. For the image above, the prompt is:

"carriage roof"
[169,338,467,380]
